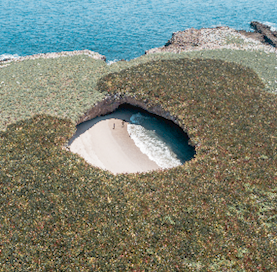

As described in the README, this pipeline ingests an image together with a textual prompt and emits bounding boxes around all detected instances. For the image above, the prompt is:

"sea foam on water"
[262,21,277,32]
[0,53,19,61]
[127,113,184,169]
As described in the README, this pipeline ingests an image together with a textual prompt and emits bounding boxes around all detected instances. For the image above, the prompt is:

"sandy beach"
[68,109,160,174]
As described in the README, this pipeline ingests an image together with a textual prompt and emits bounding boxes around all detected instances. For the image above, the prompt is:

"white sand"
[68,110,160,174]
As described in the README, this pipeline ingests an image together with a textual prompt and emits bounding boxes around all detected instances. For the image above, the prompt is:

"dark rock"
[0,57,11,62]
[249,21,277,47]
[165,28,200,49]
[237,29,265,43]
[145,28,203,54]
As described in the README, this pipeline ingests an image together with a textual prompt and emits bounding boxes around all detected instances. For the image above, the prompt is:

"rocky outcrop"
[163,27,200,50]
[77,95,180,127]
[146,22,277,55]
[249,21,277,47]
[236,29,265,43]
[146,27,220,54]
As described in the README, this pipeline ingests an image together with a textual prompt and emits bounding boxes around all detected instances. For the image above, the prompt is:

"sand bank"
[68,109,160,174]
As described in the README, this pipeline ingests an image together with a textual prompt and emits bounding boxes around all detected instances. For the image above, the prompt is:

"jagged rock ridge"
[249,21,277,47]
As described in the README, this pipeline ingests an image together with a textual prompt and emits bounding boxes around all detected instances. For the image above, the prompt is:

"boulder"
[250,21,277,47]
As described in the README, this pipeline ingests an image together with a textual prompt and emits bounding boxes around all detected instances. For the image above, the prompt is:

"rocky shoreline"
[1,22,277,67]
[249,21,277,47]
[145,21,277,55]
[0,49,106,67]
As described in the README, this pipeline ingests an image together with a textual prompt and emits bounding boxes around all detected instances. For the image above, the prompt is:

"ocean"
[127,112,196,169]
[1,0,277,62]
[1,0,276,169]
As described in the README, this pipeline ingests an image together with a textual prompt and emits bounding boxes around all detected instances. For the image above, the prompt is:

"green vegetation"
[0,56,109,131]
[1,49,277,131]
[1,55,276,271]
[224,35,246,45]
[108,49,277,94]
[179,49,277,94]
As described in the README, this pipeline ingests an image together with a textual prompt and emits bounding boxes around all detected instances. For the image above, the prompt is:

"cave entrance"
[68,103,195,174]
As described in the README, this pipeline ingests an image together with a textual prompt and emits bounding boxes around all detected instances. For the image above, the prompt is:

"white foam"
[261,21,277,32]
[0,54,20,61]
[107,59,119,65]
[130,112,151,124]
[127,113,182,169]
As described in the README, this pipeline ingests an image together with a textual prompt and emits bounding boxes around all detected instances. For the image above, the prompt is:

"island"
[0,22,276,271]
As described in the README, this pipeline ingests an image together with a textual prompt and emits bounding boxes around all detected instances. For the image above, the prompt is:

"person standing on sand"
[113,123,115,129]
[122,121,124,127]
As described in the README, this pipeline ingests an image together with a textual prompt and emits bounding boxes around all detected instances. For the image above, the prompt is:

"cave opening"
[68,103,196,174]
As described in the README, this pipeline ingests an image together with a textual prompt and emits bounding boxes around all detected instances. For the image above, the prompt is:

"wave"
[107,59,119,65]
[0,54,20,61]
[260,21,277,32]
[127,113,182,169]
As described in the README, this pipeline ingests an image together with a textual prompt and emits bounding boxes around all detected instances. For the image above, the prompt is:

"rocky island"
[146,21,277,54]
[0,21,276,271]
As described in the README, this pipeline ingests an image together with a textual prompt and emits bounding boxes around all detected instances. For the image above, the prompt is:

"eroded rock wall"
[77,95,180,126]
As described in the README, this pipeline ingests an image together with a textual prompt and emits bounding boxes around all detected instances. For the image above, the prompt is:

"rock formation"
[249,21,277,47]
[77,95,179,127]
[146,22,277,55]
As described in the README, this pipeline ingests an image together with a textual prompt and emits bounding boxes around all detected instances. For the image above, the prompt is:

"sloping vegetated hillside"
[179,49,277,94]
[1,49,277,131]
[1,57,276,271]
[0,55,109,131]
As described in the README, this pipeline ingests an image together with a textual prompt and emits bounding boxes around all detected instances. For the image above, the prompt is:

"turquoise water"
[127,111,196,168]
[70,104,196,170]
[1,0,277,61]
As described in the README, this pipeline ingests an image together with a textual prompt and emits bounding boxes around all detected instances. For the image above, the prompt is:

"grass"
[1,49,277,131]
[178,49,277,94]
[224,35,246,45]
[0,53,277,271]
[0,55,108,131]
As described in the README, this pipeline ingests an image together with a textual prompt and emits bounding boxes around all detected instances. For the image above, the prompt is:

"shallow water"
[127,112,195,169]
[1,0,277,61]
[69,105,195,171]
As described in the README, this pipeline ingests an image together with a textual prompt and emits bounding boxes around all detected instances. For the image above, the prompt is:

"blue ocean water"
[1,0,277,61]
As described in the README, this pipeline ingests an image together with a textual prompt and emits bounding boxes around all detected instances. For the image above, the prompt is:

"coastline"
[0,49,106,66]
[1,21,276,133]
[69,109,160,174]
[1,22,276,67]
[145,23,277,55]
[1,21,276,270]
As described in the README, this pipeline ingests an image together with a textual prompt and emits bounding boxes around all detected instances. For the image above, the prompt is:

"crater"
[68,103,195,174]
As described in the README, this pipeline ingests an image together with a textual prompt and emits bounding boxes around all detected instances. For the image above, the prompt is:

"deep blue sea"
[1,0,277,61]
